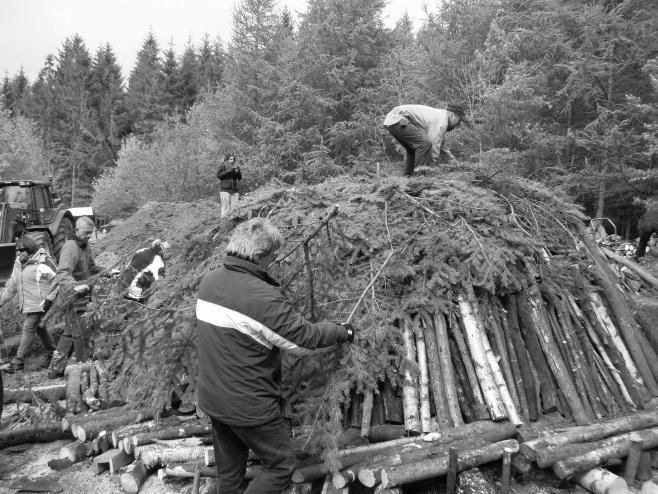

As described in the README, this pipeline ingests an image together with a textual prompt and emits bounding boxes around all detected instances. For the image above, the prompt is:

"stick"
[346,251,394,323]
[421,312,452,430]
[412,316,432,433]
[432,312,463,427]
[400,317,421,433]
[446,448,458,494]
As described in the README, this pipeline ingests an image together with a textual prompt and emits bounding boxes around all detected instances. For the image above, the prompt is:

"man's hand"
[73,284,90,294]
[341,323,356,343]
[42,299,53,313]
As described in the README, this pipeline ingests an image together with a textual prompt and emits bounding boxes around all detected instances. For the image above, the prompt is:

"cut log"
[131,420,211,449]
[446,447,458,494]
[400,317,421,432]
[553,428,658,479]
[360,390,374,438]
[378,439,519,488]
[572,467,627,494]
[638,451,653,482]
[421,313,451,429]
[484,298,519,412]
[520,409,658,460]
[643,482,658,494]
[503,295,539,421]
[501,448,512,494]
[158,463,222,479]
[456,467,496,494]
[458,293,507,420]
[602,247,658,291]
[60,440,92,463]
[66,364,82,414]
[94,360,110,403]
[82,362,100,410]
[366,425,405,443]
[448,336,476,422]
[624,436,644,483]
[120,460,149,494]
[62,404,131,432]
[432,312,463,427]
[0,421,71,449]
[412,316,432,432]
[72,408,155,442]
[136,443,211,469]
[4,384,67,404]
[522,279,590,425]
[450,312,489,420]
[113,421,157,449]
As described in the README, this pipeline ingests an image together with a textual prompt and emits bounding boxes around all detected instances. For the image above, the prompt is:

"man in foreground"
[196,218,354,494]
[383,103,470,176]
[48,216,100,378]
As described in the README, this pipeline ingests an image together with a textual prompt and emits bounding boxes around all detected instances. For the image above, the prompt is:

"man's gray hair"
[226,218,283,261]
[75,216,95,230]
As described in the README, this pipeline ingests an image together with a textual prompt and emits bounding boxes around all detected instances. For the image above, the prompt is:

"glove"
[42,299,53,313]
[73,284,90,294]
[110,269,121,279]
[341,323,355,343]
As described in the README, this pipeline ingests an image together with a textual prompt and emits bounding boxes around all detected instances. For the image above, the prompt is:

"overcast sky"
[1,0,432,83]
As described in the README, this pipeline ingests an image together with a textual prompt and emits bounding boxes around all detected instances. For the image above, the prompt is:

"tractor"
[0,180,75,286]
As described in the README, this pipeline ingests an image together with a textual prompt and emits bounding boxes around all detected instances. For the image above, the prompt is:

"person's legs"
[234,416,297,494]
[11,313,42,367]
[211,416,249,494]
[220,191,230,217]
[636,228,655,259]
[70,309,90,362]
[230,193,239,212]
[387,122,433,175]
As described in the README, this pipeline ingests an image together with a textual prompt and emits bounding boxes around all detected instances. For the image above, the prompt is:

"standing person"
[0,236,58,373]
[196,218,355,494]
[383,103,470,177]
[635,199,658,260]
[47,216,100,378]
[216,154,242,217]
[121,239,169,303]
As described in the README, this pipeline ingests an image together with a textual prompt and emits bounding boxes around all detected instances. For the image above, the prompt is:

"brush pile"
[7,166,658,492]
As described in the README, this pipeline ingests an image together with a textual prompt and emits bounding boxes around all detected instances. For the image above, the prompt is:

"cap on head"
[447,103,470,123]
[152,239,170,251]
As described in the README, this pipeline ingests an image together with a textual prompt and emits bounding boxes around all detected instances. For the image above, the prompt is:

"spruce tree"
[197,34,225,94]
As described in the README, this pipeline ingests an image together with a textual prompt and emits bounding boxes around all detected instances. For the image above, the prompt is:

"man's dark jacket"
[196,256,348,427]
[216,164,242,193]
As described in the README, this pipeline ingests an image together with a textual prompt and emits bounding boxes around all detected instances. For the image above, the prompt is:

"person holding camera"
[216,154,242,217]
[0,235,58,373]
[196,218,355,494]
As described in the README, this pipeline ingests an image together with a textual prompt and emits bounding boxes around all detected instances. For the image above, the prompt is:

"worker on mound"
[120,239,169,304]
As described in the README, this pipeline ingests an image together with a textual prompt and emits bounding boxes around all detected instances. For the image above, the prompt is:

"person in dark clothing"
[383,103,470,176]
[120,239,169,303]
[47,216,100,378]
[635,201,658,259]
[196,218,354,494]
[0,236,58,373]
[216,154,242,217]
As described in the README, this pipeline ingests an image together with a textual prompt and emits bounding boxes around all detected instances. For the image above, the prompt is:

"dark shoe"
[41,352,54,369]
[5,363,24,374]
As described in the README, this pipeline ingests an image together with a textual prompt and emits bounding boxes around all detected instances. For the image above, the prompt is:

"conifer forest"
[2,1,658,493]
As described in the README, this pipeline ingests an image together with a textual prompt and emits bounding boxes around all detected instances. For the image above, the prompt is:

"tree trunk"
[421,313,452,429]
[412,317,432,432]
[4,384,67,404]
[553,428,658,479]
[0,422,71,449]
[573,467,627,494]
[135,444,211,470]
[448,335,476,422]
[72,408,155,442]
[602,247,658,291]
[377,439,519,489]
[400,317,421,433]
[520,409,658,460]
[132,422,213,450]
[458,293,507,420]
[432,312,463,427]
[120,460,150,494]
[60,440,92,463]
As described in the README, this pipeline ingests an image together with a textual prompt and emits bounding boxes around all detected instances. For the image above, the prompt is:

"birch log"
[458,294,507,420]
[433,312,463,427]
[421,313,451,430]
[360,390,374,438]
[572,467,627,494]
[400,318,421,433]
[412,317,432,433]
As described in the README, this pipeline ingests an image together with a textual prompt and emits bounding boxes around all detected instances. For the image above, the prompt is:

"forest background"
[1,0,656,237]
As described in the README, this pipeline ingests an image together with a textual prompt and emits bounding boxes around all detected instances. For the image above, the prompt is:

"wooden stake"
[360,390,374,438]
[413,316,432,433]
[421,313,452,430]
[446,447,458,494]
[624,436,644,484]
[500,447,512,494]
[400,317,421,433]
[638,451,653,482]
[432,312,463,427]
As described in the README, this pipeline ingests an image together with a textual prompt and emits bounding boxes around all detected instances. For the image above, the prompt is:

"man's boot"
[41,351,54,369]
[73,337,88,363]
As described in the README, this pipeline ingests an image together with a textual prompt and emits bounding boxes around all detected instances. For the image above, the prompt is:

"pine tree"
[178,40,200,113]
[161,42,181,114]
[127,31,167,138]
[197,34,225,94]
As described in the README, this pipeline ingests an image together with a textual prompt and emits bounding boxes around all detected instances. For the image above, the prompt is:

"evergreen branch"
[346,250,394,324]
[275,204,340,265]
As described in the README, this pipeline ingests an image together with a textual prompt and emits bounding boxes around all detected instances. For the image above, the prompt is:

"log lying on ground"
[71,408,156,442]
[60,440,92,463]
[293,420,517,484]
[4,384,67,404]
[120,460,149,494]
[376,439,519,489]
[135,442,211,469]
[132,421,212,449]
[62,404,132,432]
[158,462,221,479]
[572,467,627,494]
[602,247,658,291]
[0,421,72,449]
[520,409,658,460]
[553,427,658,479]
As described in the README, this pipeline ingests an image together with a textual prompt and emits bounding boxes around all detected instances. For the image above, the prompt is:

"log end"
[332,473,347,489]
[291,470,306,484]
[606,477,629,494]
[119,475,140,494]
[358,469,376,488]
